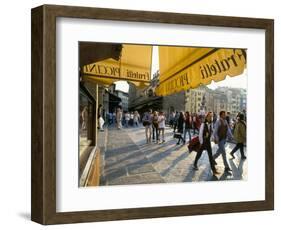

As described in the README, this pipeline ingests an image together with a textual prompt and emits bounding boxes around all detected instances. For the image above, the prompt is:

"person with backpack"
[230,113,247,159]
[213,110,234,173]
[142,109,153,143]
[192,112,218,174]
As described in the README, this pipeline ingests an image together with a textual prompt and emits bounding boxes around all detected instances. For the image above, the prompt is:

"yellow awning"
[82,44,152,88]
[156,47,246,96]
[82,75,150,88]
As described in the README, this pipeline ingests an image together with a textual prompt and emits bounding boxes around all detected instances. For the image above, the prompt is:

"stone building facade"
[129,71,247,119]
[184,85,219,114]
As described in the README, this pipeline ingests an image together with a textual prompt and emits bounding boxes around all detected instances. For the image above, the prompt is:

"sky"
[115,46,159,93]
[206,71,247,90]
[114,46,247,93]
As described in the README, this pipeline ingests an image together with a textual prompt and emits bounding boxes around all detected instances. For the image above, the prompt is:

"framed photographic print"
[31,4,274,225]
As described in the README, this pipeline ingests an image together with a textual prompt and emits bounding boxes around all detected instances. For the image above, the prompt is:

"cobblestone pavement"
[100,126,247,186]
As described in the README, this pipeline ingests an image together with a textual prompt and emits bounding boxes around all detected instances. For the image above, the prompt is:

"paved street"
[100,125,247,186]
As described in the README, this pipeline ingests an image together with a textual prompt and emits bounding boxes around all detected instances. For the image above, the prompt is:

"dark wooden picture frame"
[31,4,274,225]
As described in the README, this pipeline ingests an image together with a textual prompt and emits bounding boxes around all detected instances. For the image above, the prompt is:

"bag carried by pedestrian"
[173,132,182,139]
[188,136,201,152]
[142,121,149,126]
[152,116,159,129]
[142,113,151,126]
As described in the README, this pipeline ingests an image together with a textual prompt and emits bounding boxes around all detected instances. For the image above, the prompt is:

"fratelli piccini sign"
[82,44,152,85]
[156,48,247,96]
[83,59,150,83]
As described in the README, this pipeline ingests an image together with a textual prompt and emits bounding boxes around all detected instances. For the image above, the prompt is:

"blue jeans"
[213,139,230,169]
[183,127,191,141]
[152,126,159,141]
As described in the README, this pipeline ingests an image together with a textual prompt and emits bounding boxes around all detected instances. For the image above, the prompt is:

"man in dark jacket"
[176,112,185,145]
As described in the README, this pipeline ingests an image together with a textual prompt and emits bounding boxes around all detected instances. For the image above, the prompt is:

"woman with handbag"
[158,111,166,143]
[192,112,218,174]
[142,109,153,143]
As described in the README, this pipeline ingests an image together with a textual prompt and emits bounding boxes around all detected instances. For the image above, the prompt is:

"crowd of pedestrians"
[98,105,247,176]
[104,109,140,129]
[142,108,247,175]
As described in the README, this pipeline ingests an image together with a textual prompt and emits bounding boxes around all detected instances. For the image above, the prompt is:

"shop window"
[79,92,94,152]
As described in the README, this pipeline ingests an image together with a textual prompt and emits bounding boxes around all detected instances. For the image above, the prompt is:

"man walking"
[230,113,247,159]
[183,111,192,143]
[213,111,233,173]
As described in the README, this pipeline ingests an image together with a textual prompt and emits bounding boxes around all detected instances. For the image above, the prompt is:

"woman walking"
[133,111,140,127]
[142,109,153,143]
[158,111,166,143]
[116,108,122,129]
[193,112,218,174]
